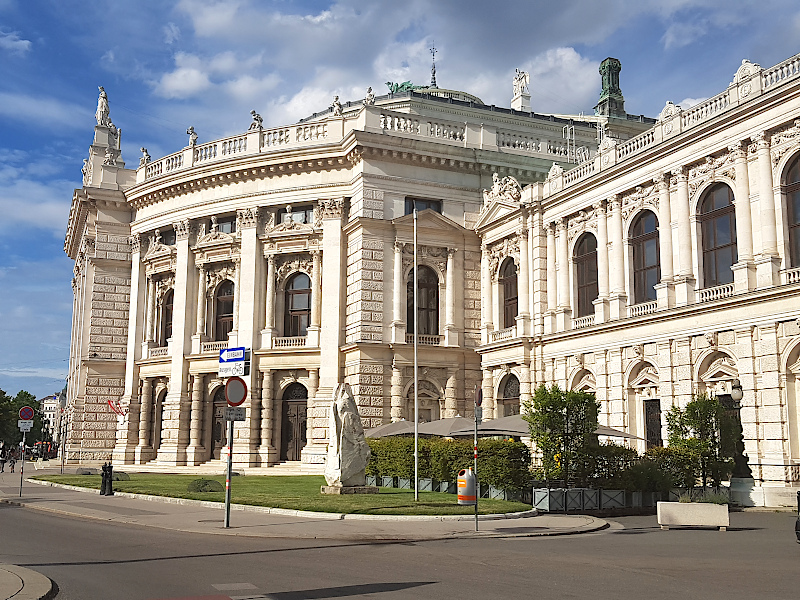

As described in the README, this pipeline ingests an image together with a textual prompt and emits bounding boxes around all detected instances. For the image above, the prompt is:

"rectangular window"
[278,205,315,225]
[405,198,442,215]
[217,217,237,234]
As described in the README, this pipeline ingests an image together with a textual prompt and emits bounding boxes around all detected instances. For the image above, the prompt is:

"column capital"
[556,217,568,231]
[608,194,622,210]
[394,240,403,253]
[173,219,191,241]
[318,197,345,219]
[653,172,669,189]
[236,207,259,229]
[266,254,276,266]
[129,233,142,253]
[672,165,689,180]
[728,139,748,158]
[592,199,606,214]
[447,247,458,258]
[310,248,322,259]
[753,131,770,148]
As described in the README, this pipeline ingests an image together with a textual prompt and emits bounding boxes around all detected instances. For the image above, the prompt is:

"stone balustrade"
[201,340,228,354]
[782,266,800,285]
[698,283,735,303]
[489,327,515,342]
[628,300,658,318]
[148,346,169,358]
[405,334,442,346]
[572,314,595,329]
[273,336,307,348]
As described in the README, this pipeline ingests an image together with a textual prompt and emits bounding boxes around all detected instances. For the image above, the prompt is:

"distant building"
[64,52,800,500]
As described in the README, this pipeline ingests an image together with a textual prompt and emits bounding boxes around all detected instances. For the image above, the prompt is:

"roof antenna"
[430,42,438,88]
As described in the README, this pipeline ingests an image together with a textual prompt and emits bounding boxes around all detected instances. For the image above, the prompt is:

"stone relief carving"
[205,263,236,295]
[658,101,682,135]
[547,162,565,179]
[173,219,190,241]
[144,230,172,258]
[276,254,313,282]
[687,151,736,198]
[102,146,120,166]
[196,216,235,245]
[81,159,92,186]
[401,244,448,274]
[731,59,761,85]
[482,172,523,205]
[567,208,597,243]
[156,273,176,300]
[621,183,659,220]
[237,207,259,230]
[770,119,800,167]
[318,198,344,219]
[704,331,718,347]
[486,237,520,278]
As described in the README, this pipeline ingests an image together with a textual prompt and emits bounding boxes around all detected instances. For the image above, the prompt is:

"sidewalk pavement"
[0,468,607,600]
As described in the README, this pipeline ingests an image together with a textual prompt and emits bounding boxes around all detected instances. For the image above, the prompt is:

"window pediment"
[700,356,738,383]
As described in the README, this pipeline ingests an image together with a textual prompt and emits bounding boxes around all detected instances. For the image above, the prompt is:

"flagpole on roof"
[413,206,419,502]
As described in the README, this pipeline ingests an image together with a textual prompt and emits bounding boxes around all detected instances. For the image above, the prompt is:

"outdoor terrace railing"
[572,314,595,329]
[489,326,515,343]
[273,336,307,348]
[628,300,658,318]
[201,340,228,354]
[782,266,800,285]
[405,334,442,346]
[148,346,169,358]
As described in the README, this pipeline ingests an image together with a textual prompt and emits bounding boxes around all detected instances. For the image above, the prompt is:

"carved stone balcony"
[782,266,800,285]
[628,300,658,318]
[405,334,442,346]
[273,336,307,349]
[698,283,735,303]
[572,315,595,329]
[201,340,229,354]
[148,346,169,359]
[489,327,515,343]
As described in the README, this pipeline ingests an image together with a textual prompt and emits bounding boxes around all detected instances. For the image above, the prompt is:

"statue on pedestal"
[324,383,370,487]
[96,86,111,127]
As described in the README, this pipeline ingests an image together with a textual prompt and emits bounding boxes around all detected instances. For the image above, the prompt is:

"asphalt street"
[1,500,798,600]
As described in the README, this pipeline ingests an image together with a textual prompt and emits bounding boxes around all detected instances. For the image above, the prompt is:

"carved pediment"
[630,365,659,389]
[574,371,596,392]
[196,229,235,246]
[473,198,521,230]
[393,208,466,232]
[700,356,738,383]
[482,174,522,206]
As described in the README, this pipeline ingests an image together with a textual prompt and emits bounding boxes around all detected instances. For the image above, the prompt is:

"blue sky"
[1,0,799,399]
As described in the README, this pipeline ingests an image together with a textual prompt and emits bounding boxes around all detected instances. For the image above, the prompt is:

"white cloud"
[155,53,213,98]
[678,97,707,108]
[225,73,282,102]
[0,93,90,129]
[662,21,708,49]
[0,29,31,54]
[164,22,181,44]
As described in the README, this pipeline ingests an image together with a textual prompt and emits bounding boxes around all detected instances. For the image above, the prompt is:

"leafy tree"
[0,389,47,448]
[523,384,600,484]
[665,393,734,488]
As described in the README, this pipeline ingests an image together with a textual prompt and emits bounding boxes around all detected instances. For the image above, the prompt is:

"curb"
[0,564,57,600]
[23,478,539,521]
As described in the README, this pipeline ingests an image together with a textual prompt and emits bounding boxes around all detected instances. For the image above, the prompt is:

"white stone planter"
[657,501,729,531]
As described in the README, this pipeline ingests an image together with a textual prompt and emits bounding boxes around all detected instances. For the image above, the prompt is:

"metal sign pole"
[224,419,234,528]
[413,207,419,502]
[19,431,26,497]
[474,409,478,532]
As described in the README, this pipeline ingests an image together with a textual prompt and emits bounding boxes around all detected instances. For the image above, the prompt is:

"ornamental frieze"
[236,207,259,230]
[687,150,736,198]
[567,208,598,244]
[156,273,175,300]
[486,236,519,278]
[318,198,344,219]
[205,263,236,295]
[621,183,659,221]
[276,254,313,282]
[770,119,800,168]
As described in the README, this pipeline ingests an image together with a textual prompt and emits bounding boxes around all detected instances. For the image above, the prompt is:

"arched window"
[285,273,311,337]
[630,211,660,303]
[500,259,518,328]
[407,265,439,335]
[160,289,174,346]
[574,234,598,318]
[214,281,234,341]
[783,154,800,267]
[498,375,521,417]
[700,183,737,287]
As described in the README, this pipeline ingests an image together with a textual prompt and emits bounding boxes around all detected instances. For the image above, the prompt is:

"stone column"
[444,248,458,345]
[392,241,405,343]
[480,245,493,343]
[306,368,319,453]
[556,218,571,331]
[520,363,532,411]
[755,132,781,287]
[390,359,404,422]
[307,249,322,347]
[517,225,530,336]
[186,374,205,464]
[654,173,675,309]
[231,257,241,340]
[481,369,495,421]
[145,276,155,343]
[731,141,756,292]
[259,369,276,465]
[673,167,696,305]
[593,201,610,322]
[445,369,458,418]
[191,264,206,354]
[262,255,276,349]
[135,378,153,463]
[545,223,557,333]
[608,195,627,319]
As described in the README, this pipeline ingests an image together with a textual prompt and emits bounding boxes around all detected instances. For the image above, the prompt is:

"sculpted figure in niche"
[324,383,370,487]
[96,86,110,126]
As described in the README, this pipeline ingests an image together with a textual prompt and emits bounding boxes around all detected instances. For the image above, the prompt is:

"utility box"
[457,468,476,505]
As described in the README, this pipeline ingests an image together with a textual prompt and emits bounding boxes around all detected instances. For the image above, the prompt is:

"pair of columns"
[388,360,461,422]
[263,250,323,347]
[392,241,459,345]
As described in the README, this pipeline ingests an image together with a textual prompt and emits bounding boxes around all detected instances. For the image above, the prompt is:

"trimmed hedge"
[366,438,531,490]
[187,478,224,492]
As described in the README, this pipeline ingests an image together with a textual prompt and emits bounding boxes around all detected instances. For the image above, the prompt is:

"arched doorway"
[280,383,308,461]
[152,387,167,451]
[210,386,228,459]
[406,380,440,422]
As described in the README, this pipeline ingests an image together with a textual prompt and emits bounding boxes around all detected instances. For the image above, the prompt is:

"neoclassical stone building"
[66,71,641,468]
[64,53,800,496]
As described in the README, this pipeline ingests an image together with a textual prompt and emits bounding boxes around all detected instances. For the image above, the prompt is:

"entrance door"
[210,387,227,459]
[280,383,308,461]
[644,398,663,448]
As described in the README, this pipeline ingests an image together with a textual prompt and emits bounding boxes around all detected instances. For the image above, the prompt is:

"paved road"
[1,499,798,600]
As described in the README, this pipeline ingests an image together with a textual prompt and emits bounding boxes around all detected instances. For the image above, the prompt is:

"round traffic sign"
[225,376,247,407]
[19,406,34,420]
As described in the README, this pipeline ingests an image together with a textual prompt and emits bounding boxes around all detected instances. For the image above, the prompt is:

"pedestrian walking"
[0,442,6,472]
[8,447,17,473]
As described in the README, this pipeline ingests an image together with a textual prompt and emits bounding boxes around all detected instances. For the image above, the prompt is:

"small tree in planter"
[665,394,734,490]
[524,384,600,486]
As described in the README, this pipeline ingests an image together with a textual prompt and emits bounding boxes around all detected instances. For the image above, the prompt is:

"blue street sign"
[219,347,246,363]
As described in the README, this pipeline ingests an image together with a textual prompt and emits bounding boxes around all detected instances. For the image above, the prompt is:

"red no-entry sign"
[19,406,34,421]
[225,376,247,407]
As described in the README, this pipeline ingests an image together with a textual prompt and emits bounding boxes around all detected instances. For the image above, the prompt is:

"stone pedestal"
[732,261,756,293]
[320,485,379,495]
[654,281,674,310]
[593,298,609,324]
[755,255,781,289]
[674,275,696,306]
[608,293,627,321]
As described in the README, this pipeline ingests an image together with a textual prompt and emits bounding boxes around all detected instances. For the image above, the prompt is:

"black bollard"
[106,463,114,496]
[100,463,108,496]
[795,490,799,543]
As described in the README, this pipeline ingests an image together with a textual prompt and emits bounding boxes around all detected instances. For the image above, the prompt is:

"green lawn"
[33,474,531,515]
